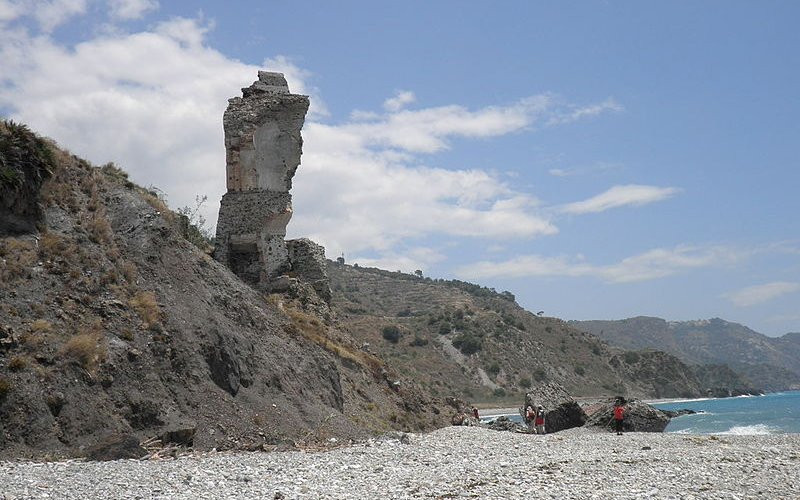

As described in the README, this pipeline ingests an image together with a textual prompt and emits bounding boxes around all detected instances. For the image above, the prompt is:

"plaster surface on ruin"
[214,71,331,299]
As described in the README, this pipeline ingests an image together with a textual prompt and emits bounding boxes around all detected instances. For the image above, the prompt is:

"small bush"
[533,368,547,381]
[120,261,138,284]
[574,365,586,376]
[592,345,602,356]
[519,377,532,388]
[8,356,27,372]
[382,325,401,343]
[452,333,482,355]
[130,291,161,330]
[486,362,501,377]
[87,215,113,244]
[0,377,11,399]
[410,335,428,347]
[493,388,506,397]
[623,351,640,364]
[60,333,106,370]
[30,319,52,333]
[438,322,451,335]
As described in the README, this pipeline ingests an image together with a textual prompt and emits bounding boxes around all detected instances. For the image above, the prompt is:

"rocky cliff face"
[214,72,329,299]
[0,125,447,460]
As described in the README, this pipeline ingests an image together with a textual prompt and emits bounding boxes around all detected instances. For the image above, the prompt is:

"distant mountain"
[571,317,800,391]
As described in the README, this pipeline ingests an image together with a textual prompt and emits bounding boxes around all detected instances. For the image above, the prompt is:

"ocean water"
[653,390,800,435]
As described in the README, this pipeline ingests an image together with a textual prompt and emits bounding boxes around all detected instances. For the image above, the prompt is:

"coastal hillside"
[572,317,800,391]
[0,122,447,459]
[326,263,714,402]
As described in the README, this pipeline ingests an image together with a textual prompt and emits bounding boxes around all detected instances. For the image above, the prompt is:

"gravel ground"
[1,427,798,499]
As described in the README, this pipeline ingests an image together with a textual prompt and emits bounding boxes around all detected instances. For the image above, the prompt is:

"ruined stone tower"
[214,71,330,300]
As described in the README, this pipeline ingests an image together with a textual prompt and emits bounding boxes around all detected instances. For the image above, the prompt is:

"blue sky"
[1,1,798,336]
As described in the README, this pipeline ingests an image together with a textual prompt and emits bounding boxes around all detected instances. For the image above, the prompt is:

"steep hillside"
[326,263,709,402]
[0,124,447,459]
[572,317,800,391]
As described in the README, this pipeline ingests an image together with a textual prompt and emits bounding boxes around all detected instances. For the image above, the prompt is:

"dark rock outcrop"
[486,415,526,433]
[0,121,54,235]
[524,383,587,433]
[585,398,670,432]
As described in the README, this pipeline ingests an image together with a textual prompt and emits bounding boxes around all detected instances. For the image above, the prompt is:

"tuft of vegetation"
[177,194,215,251]
[533,368,548,381]
[519,377,532,388]
[574,365,586,376]
[410,335,428,347]
[381,325,401,343]
[130,291,162,330]
[60,332,106,371]
[486,361,501,377]
[0,120,54,189]
[8,356,27,372]
[0,376,11,400]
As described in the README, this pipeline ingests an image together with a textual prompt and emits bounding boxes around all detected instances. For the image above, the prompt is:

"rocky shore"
[2,426,797,499]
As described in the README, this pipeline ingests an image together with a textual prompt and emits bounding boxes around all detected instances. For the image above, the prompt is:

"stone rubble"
[1,426,797,499]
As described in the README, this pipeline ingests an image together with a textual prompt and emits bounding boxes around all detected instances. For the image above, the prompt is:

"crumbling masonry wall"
[214,71,330,299]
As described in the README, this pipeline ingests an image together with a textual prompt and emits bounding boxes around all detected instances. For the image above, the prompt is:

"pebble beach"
[2,426,798,499]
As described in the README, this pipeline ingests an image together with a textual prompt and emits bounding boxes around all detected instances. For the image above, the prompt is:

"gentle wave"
[716,424,776,435]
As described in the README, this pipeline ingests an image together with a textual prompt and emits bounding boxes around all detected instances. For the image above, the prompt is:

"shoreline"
[2,426,797,498]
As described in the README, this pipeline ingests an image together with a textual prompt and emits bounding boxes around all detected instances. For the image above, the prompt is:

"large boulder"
[584,398,670,432]
[524,382,586,433]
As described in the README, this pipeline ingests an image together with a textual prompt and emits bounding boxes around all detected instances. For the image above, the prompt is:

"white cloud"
[383,90,415,112]
[457,245,746,283]
[0,12,621,267]
[6,0,88,32]
[548,161,622,177]
[725,282,800,307]
[561,184,680,214]
[0,16,259,228]
[350,247,445,274]
[108,0,157,20]
[547,98,623,125]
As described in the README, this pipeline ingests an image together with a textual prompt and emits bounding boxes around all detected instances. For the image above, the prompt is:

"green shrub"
[519,377,532,388]
[382,325,401,343]
[493,388,506,397]
[452,333,482,355]
[486,362,500,377]
[533,368,547,381]
[623,351,640,364]
[410,335,428,347]
[438,322,451,335]
[574,365,586,376]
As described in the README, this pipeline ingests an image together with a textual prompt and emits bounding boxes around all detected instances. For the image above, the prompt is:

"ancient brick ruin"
[214,71,330,300]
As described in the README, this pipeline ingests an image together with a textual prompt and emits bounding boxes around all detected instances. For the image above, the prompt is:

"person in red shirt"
[535,405,546,434]
[613,400,625,435]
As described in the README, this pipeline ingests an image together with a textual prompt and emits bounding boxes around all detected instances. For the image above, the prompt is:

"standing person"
[472,407,479,419]
[525,405,536,433]
[535,405,546,434]
[613,400,625,435]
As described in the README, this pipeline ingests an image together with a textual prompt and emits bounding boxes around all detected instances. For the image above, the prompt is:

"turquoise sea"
[653,390,800,434]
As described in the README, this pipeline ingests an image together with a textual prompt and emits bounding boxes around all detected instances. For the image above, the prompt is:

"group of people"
[524,404,546,434]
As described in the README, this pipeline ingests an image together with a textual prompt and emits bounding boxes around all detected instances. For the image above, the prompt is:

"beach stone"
[584,398,670,432]
[524,382,587,433]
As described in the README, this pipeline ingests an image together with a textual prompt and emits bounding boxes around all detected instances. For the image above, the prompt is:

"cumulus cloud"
[561,184,680,214]
[725,282,800,307]
[0,0,87,31]
[108,0,157,20]
[0,11,622,267]
[457,245,746,283]
[383,90,415,112]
